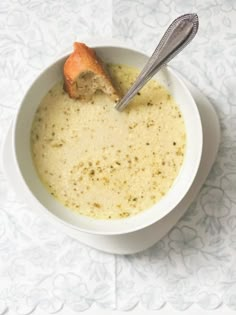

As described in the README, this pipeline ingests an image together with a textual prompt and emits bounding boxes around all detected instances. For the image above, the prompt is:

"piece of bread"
[64,42,120,101]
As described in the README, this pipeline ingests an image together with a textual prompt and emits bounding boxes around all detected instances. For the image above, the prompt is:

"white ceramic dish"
[11,43,203,236]
[3,74,220,254]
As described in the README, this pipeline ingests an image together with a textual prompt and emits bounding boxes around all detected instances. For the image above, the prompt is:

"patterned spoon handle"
[115,13,199,112]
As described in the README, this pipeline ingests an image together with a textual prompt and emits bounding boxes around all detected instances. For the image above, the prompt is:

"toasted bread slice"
[63,42,120,101]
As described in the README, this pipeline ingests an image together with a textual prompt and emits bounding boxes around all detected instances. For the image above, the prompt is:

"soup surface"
[31,64,186,219]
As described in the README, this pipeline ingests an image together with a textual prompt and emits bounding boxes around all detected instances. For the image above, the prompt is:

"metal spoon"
[115,13,199,112]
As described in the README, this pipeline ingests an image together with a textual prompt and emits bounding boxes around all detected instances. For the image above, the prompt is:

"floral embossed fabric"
[0,0,236,313]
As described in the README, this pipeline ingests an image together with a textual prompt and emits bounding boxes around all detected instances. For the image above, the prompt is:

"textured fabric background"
[0,0,236,313]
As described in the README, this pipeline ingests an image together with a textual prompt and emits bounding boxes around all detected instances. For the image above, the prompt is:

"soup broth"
[31,64,186,219]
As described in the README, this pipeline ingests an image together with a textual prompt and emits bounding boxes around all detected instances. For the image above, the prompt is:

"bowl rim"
[12,41,203,235]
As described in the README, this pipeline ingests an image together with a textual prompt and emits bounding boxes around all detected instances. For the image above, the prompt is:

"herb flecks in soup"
[31,64,186,219]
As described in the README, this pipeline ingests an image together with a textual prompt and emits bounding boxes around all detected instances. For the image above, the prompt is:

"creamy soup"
[31,64,186,219]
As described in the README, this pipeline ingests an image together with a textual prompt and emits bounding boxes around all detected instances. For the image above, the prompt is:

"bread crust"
[64,42,119,100]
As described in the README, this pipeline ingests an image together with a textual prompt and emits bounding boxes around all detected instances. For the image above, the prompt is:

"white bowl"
[12,43,203,236]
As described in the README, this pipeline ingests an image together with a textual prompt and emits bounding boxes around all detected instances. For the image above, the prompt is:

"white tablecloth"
[0,0,236,314]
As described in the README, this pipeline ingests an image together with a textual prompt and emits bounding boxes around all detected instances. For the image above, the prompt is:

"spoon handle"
[115,13,199,112]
